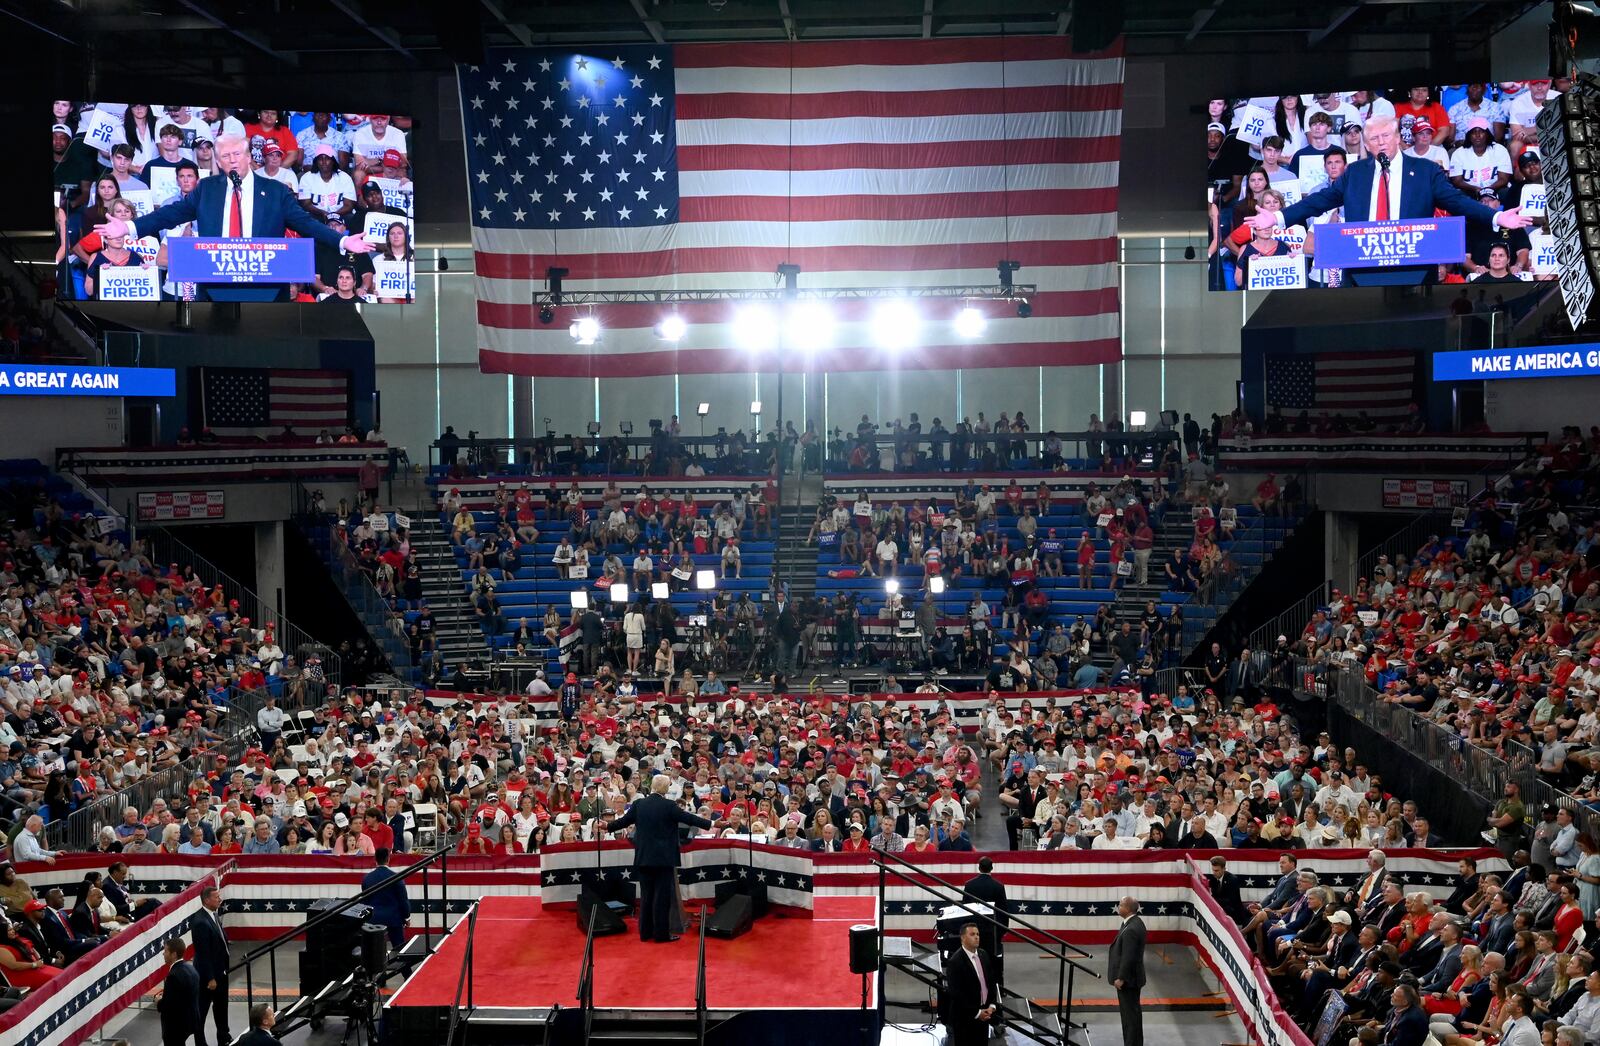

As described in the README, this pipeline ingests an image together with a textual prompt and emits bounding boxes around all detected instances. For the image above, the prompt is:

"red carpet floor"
[389,894,876,1011]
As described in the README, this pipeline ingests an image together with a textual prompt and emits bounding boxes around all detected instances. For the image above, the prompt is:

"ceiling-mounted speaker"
[1071,0,1125,53]
[432,4,485,67]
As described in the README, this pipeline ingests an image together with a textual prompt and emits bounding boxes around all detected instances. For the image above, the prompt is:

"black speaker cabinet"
[359,923,390,978]
[577,888,628,936]
[705,893,754,939]
[849,924,879,974]
[713,879,769,918]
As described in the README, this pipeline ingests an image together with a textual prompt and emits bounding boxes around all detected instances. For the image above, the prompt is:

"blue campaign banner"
[166,237,315,283]
[1315,217,1465,269]
[1433,345,1600,381]
[0,365,175,397]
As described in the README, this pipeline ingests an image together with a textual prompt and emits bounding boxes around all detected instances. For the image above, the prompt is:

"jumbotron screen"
[51,104,416,304]
[1204,83,1562,291]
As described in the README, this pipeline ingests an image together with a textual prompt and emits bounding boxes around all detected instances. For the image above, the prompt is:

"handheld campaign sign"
[372,259,415,299]
[1246,253,1307,290]
[119,189,154,218]
[1520,182,1547,217]
[82,109,121,151]
[1236,105,1272,148]
[1529,232,1559,276]
[368,177,414,216]
[97,266,162,301]
[1314,217,1465,269]
[363,212,413,246]
[126,236,161,264]
[146,166,178,203]
[166,238,315,283]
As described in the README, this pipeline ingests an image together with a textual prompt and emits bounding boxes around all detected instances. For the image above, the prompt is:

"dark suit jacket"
[41,907,88,958]
[1346,868,1388,907]
[159,959,202,1037]
[1402,932,1443,975]
[962,874,1010,932]
[1108,915,1147,989]
[941,946,1000,1029]
[1319,930,1360,972]
[1379,1003,1429,1046]
[604,793,713,868]
[190,908,228,983]
[17,920,53,962]
[1209,871,1249,925]
[232,1031,283,1046]
[131,172,344,247]
[70,903,105,937]
[1479,911,1516,955]
[361,866,412,933]
[104,877,138,920]
[1418,943,1462,994]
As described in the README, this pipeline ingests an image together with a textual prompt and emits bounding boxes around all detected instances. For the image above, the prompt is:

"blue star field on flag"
[458,48,680,230]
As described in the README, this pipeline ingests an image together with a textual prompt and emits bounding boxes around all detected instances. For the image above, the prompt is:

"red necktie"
[229,186,243,237]
[1375,165,1390,221]
[58,911,73,939]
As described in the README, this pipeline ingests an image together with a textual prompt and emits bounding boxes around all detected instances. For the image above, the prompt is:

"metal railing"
[1350,512,1454,596]
[48,698,265,851]
[695,902,709,1045]
[446,901,480,1046]
[140,524,343,687]
[869,846,1097,1046]
[231,842,458,1014]
[577,906,599,1044]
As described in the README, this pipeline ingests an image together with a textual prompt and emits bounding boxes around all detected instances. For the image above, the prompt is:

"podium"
[164,236,316,302]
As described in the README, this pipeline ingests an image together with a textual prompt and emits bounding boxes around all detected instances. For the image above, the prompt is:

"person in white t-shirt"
[1405,119,1450,169]
[257,143,299,192]
[200,106,247,148]
[1449,119,1512,192]
[1303,92,1360,135]
[1348,90,1395,123]
[1508,80,1561,151]
[350,115,408,173]
[298,146,357,220]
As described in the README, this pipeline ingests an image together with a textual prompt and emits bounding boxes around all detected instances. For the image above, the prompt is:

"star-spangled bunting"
[459,49,679,230]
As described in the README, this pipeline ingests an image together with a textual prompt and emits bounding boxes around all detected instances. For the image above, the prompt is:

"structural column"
[254,521,286,619]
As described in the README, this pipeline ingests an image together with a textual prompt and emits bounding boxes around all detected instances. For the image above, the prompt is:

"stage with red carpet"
[384,894,878,1044]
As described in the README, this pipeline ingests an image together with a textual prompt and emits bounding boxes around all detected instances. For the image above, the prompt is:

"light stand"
[697,402,710,456]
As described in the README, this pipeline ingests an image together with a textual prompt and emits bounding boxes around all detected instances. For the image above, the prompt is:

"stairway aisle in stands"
[775,503,819,599]
[408,513,486,668]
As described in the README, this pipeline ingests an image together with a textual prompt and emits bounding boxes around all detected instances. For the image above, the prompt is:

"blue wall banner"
[0,365,174,397]
[166,238,315,282]
[1316,217,1465,269]
[1433,346,1600,381]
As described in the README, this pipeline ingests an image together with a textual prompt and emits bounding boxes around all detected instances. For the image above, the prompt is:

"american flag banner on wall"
[197,367,352,437]
[457,38,1124,377]
[1264,352,1418,419]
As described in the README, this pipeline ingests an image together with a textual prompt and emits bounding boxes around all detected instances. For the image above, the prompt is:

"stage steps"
[883,941,1086,1046]
[456,1006,733,1045]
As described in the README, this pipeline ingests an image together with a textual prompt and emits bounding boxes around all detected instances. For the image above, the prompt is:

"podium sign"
[166,238,316,283]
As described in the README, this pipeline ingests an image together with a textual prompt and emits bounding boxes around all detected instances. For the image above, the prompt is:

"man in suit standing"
[94,133,376,301]
[962,857,1010,984]
[1207,856,1250,926]
[157,935,203,1046]
[190,885,230,1046]
[362,848,411,949]
[603,774,716,943]
[1247,113,1531,285]
[940,922,999,1046]
[1109,896,1147,1046]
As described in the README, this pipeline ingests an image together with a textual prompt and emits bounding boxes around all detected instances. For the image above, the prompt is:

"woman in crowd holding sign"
[83,219,148,298]
[374,222,414,305]
[1234,190,1302,289]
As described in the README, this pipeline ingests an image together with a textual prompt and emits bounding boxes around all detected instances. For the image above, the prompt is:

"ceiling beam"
[326,0,413,60]
[922,0,934,39]
[1308,5,1360,47]
[173,0,297,65]
[1056,8,1070,35]
[1185,0,1224,44]
[627,0,666,43]
[479,0,531,46]
[0,2,77,44]
[779,0,797,40]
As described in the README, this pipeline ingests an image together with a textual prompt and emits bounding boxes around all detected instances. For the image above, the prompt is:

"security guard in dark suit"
[962,856,1010,984]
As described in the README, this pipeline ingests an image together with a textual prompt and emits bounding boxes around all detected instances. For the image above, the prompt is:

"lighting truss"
[532,284,1037,307]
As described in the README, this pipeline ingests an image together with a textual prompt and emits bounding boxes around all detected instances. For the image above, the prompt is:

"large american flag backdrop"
[457,38,1124,377]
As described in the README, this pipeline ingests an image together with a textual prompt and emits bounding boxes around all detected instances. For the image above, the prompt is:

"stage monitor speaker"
[577,888,628,936]
[359,924,390,978]
[305,899,373,977]
[849,924,880,974]
[705,894,754,939]
[713,880,769,918]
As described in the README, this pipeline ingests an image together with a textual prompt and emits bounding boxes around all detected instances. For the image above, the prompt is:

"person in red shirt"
[244,109,300,168]
[1005,481,1024,516]
[842,823,872,851]
[363,808,394,851]
[1252,475,1280,514]
[457,822,493,855]
[657,492,680,522]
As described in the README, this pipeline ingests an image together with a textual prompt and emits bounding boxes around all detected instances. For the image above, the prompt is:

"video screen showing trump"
[51,104,416,304]
[1205,83,1561,291]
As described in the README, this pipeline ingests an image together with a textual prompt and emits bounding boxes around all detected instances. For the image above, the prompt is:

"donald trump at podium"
[94,133,374,300]
[1246,113,1532,285]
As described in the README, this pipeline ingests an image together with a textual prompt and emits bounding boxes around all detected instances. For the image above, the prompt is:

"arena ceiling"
[3,0,1548,78]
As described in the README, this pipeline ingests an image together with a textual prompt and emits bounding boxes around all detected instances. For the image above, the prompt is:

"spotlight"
[609,583,629,603]
[657,314,688,342]
[570,591,589,609]
[786,301,836,351]
[732,304,779,351]
[546,265,568,303]
[695,569,716,590]
[538,304,555,325]
[570,316,600,345]
[998,259,1021,293]
[651,582,670,599]
[1184,245,1197,261]
[885,578,900,594]
[1129,410,1148,428]
[929,575,946,594]
[1016,299,1032,319]
[871,300,921,350]
[953,306,987,339]
[439,256,450,272]
[749,400,762,415]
